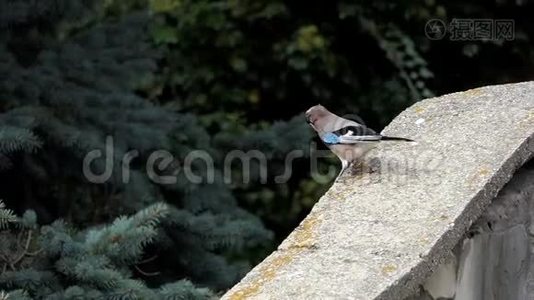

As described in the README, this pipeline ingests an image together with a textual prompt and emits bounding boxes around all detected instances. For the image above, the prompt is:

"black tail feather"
[380,136,414,142]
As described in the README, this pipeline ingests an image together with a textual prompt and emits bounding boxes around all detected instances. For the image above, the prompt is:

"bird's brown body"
[305,104,413,179]
[305,105,377,164]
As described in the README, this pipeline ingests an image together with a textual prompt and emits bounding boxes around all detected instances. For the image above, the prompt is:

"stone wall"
[409,162,534,300]
[223,82,534,300]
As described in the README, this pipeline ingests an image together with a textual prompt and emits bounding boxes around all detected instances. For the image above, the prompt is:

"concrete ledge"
[223,82,534,300]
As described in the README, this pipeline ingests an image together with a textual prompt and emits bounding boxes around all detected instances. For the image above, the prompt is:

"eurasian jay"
[305,104,413,179]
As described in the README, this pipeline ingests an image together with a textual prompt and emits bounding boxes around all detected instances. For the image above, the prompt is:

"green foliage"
[2,0,534,298]
[0,201,16,230]
[0,0,271,298]
[141,0,534,243]
[144,0,337,243]
[0,204,216,299]
[145,0,421,126]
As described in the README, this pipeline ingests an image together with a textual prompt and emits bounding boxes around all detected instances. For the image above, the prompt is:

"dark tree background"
[0,0,533,298]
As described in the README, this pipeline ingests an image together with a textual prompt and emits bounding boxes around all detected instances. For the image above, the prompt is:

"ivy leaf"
[152,24,178,44]
[149,0,181,13]
[230,57,247,73]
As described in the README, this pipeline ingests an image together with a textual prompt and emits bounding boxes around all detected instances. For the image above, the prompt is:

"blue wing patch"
[321,132,340,144]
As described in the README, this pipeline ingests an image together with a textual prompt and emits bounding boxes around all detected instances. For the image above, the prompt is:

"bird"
[305,104,413,180]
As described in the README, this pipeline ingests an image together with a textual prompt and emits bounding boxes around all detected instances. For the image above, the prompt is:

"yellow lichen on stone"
[478,168,490,176]
[226,215,321,300]
[414,106,425,114]
[518,109,534,128]
[227,249,298,300]
[462,87,486,97]
[289,214,320,248]
[418,236,430,245]
[466,166,492,189]
[381,264,398,276]
[324,183,353,201]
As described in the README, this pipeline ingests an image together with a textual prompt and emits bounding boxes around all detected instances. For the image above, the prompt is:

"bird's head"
[305,104,328,129]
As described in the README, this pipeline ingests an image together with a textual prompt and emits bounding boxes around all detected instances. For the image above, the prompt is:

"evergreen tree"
[0,0,273,298]
[145,0,534,242]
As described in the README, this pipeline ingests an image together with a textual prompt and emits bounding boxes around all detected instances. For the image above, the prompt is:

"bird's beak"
[305,114,313,125]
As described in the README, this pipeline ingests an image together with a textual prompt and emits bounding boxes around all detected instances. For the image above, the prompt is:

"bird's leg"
[334,160,351,182]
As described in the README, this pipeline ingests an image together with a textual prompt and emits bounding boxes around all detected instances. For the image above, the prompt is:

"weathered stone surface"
[222,82,534,300]
[414,165,534,300]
